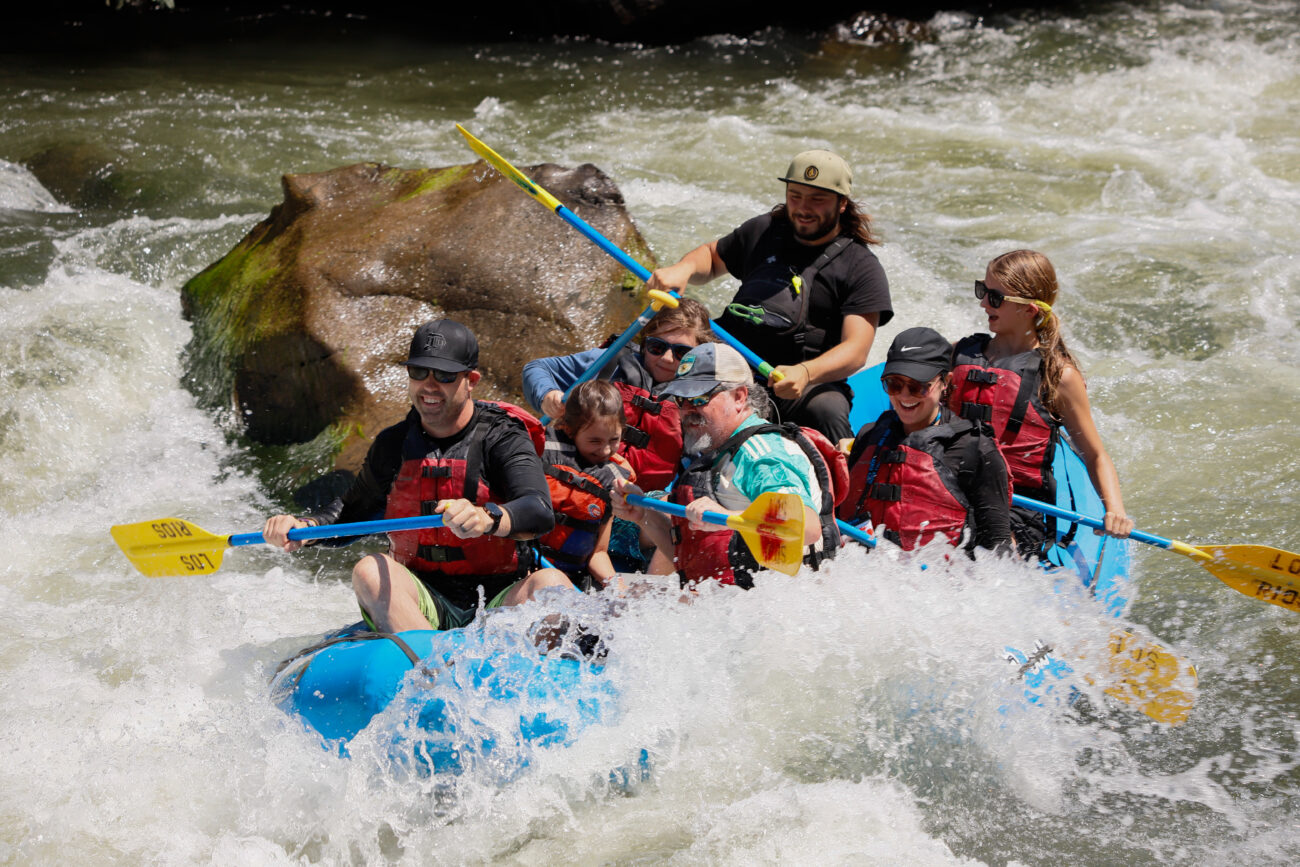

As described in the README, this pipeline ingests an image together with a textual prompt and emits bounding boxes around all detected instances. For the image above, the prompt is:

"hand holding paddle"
[1014,495,1300,614]
[111,514,447,578]
[455,123,784,385]
[622,490,807,576]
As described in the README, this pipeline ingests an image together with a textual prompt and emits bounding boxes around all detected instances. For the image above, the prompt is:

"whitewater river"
[2,1,1298,863]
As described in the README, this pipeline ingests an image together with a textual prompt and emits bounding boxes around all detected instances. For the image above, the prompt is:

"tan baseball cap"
[778,149,852,197]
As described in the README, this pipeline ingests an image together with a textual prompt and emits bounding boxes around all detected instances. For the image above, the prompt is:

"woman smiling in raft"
[948,250,1135,558]
[838,328,1012,555]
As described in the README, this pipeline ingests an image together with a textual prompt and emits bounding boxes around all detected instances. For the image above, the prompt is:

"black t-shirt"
[310,404,554,535]
[715,212,893,368]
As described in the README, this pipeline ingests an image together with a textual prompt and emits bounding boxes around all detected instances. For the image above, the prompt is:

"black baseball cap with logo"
[403,319,479,373]
[882,327,952,381]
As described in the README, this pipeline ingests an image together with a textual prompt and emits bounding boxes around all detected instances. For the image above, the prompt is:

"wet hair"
[770,196,881,246]
[643,296,715,345]
[986,249,1080,411]
[559,380,626,438]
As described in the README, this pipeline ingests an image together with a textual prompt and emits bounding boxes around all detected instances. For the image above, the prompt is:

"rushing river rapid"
[2,2,1299,863]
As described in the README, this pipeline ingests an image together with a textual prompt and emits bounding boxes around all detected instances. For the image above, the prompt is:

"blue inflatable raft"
[272,364,1156,766]
[271,625,618,777]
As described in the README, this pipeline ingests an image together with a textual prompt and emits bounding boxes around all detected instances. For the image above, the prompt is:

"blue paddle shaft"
[626,492,730,529]
[836,519,876,548]
[227,515,446,549]
[552,205,775,379]
[1012,494,1171,549]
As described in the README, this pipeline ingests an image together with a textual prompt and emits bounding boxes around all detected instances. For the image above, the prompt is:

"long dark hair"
[770,196,880,246]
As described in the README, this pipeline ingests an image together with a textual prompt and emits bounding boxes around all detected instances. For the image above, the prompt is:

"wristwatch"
[483,503,504,536]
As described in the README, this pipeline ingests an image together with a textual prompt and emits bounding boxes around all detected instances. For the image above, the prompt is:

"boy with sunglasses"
[838,328,1012,555]
[263,319,573,632]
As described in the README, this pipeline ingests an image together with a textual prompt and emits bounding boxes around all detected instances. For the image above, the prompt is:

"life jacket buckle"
[961,403,994,422]
[621,426,651,449]
[416,545,466,563]
[966,369,999,384]
[869,483,902,502]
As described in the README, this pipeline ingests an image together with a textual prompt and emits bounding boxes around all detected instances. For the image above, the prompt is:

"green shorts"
[360,562,520,631]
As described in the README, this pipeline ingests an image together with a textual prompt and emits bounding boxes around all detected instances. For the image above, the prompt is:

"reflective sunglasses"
[643,336,695,358]
[974,280,1038,310]
[673,384,727,408]
[881,375,940,398]
[407,367,461,384]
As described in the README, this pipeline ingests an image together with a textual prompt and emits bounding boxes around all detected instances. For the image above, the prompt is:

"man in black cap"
[264,319,569,632]
[644,148,893,443]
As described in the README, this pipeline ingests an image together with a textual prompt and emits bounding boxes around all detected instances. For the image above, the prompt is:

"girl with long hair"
[948,250,1134,557]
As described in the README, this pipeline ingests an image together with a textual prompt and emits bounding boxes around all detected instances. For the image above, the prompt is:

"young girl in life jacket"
[538,380,635,591]
[948,250,1135,558]
[838,327,1013,554]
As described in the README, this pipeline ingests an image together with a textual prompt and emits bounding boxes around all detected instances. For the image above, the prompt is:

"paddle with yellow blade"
[454,123,784,385]
[1015,494,1300,615]
[837,512,1196,725]
[111,515,446,578]
[625,491,806,576]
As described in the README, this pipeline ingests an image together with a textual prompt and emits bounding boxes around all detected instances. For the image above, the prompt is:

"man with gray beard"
[613,343,841,587]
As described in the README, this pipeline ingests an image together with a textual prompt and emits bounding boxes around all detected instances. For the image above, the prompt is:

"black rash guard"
[308,404,554,536]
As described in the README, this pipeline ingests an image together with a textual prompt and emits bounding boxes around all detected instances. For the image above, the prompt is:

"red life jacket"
[596,348,683,491]
[383,401,544,578]
[537,428,633,578]
[948,334,1058,498]
[612,380,681,491]
[837,411,973,551]
[670,421,841,587]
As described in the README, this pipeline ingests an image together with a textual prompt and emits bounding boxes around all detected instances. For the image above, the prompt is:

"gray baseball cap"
[659,343,754,399]
[779,149,853,197]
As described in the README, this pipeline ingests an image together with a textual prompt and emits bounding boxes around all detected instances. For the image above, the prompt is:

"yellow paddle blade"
[727,491,806,577]
[456,123,565,212]
[110,518,229,577]
[1087,629,1199,726]
[1192,544,1300,614]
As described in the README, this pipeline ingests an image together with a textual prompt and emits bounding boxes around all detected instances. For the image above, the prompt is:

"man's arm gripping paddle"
[1014,494,1300,615]
[626,491,806,576]
[454,123,783,384]
[111,515,446,578]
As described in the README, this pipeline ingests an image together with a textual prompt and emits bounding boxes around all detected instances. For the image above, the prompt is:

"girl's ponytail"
[986,250,1080,412]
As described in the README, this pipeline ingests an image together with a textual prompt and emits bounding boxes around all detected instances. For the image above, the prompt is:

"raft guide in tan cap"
[778,149,853,197]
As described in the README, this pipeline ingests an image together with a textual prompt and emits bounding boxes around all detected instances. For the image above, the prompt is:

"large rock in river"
[181,160,652,472]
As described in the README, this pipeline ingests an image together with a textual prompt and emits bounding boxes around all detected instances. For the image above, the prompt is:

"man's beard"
[791,210,839,241]
[682,428,713,456]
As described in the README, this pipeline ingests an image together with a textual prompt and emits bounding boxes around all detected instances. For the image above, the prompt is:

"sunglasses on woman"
[407,367,461,384]
[643,336,694,358]
[881,375,940,398]
[673,384,727,408]
[974,280,1038,310]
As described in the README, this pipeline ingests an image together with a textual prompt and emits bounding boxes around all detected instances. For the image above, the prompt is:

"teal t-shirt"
[712,415,819,514]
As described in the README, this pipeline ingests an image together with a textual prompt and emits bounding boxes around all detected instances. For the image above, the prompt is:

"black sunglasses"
[407,367,461,384]
[644,336,694,358]
[974,280,1038,310]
